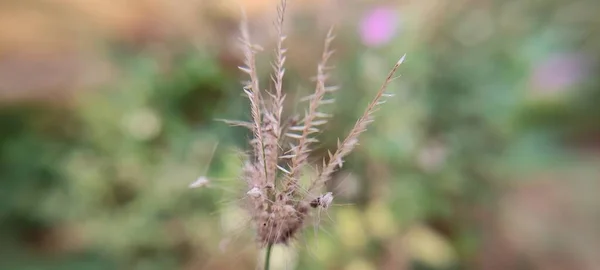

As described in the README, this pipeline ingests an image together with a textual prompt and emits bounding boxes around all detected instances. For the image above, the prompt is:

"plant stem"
[264,244,273,270]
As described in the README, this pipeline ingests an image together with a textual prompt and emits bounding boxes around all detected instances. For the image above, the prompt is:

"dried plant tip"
[318,98,336,105]
[398,54,407,65]
[252,44,264,51]
[309,192,334,209]
[312,120,328,126]
[247,186,262,198]
[189,176,210,188]
[215,119,254,129]
[238,66,252,74]
[324,85,340,92]
[315,112,332,118]
[277,165,291,174]
[321,192,334,208]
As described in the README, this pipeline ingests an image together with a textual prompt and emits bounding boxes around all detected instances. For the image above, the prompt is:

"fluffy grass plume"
[224,0,405,248]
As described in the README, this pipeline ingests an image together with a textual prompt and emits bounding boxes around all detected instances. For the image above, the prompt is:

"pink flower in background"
[531,53,589,96]
[359,7,399,47]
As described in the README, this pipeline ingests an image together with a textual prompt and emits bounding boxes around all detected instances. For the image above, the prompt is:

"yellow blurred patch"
[220,205,250,235]
[336,207,367,250]
[365,200,397,239]
[403,224,457,268]
[308,234,335,263]
[344,258,376,270]
[268,245,298,270]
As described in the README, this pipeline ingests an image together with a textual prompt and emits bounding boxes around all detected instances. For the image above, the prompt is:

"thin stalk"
[264,244,273,270]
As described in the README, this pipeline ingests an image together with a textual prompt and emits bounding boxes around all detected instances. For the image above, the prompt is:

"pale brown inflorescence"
[226,0,405,247]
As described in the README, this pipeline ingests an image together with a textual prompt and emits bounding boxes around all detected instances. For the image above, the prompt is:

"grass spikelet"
[308,55,406,193]
[284,27,336,196]
[219,0,405,251]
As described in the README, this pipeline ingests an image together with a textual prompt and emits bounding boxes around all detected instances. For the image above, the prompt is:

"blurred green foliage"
[1,0,599,269]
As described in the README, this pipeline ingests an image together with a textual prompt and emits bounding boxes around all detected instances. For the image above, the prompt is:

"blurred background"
[1,0,599,269]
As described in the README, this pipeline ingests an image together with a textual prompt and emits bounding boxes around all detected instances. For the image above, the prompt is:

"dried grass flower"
[220,0,405,261]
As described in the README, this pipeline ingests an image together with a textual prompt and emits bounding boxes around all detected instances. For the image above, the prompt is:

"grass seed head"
[226,0,404,247]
